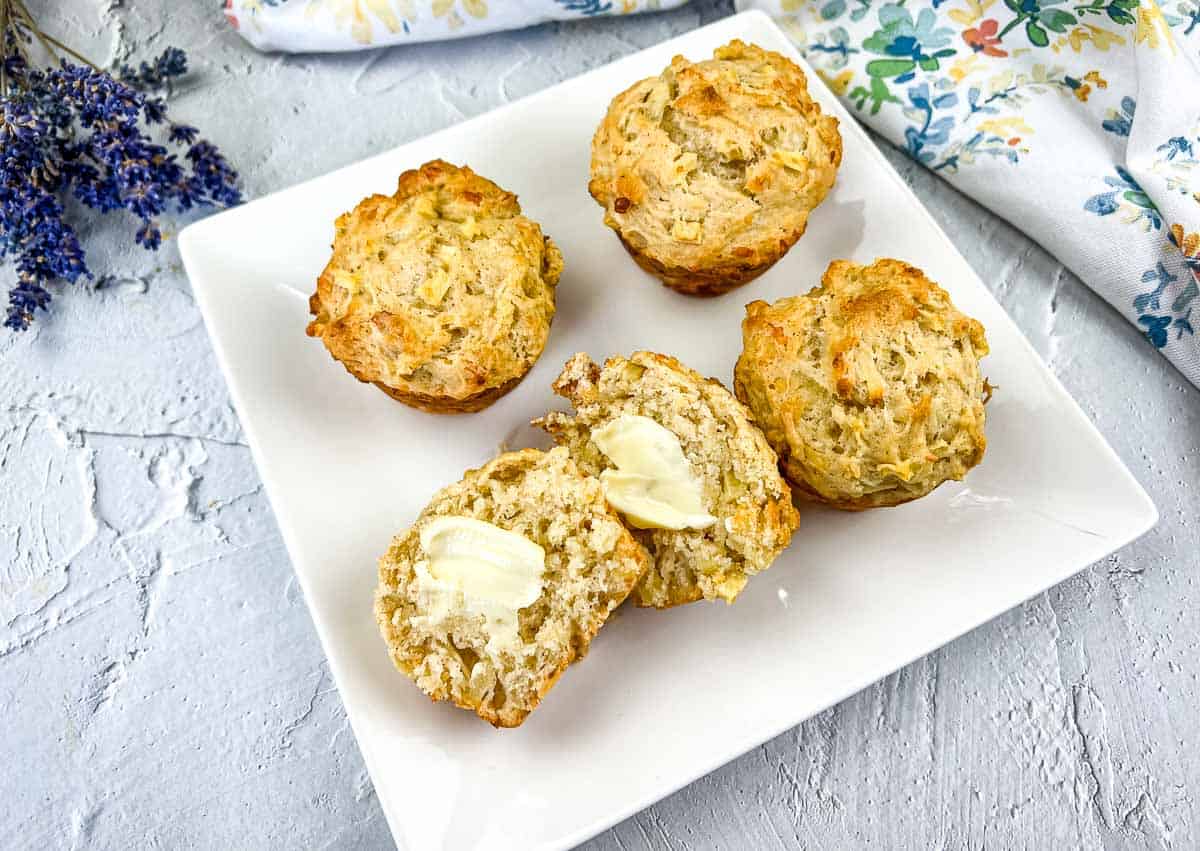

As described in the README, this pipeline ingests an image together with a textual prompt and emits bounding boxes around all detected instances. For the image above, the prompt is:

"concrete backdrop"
[2,1,1198,848]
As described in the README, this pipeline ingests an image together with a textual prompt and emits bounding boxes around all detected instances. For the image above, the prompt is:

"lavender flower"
[1,11,241,330]
[118,46,188,90]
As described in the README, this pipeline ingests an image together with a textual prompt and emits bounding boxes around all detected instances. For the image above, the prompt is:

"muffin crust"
[589,40,841,296]
[734,258,989,509]
[307,160,563,412]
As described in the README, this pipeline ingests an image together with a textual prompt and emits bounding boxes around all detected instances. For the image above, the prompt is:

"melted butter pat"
[414,516,545,655]
[592,414,717,531]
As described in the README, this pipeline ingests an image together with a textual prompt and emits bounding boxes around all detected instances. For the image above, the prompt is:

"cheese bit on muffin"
[588,39,842,296]
[535,352,798,609]
[307,159,563,413]
[734,258,990,510]
[375,447,650,727]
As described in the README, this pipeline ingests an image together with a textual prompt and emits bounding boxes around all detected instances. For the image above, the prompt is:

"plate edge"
[552,498,1159,851]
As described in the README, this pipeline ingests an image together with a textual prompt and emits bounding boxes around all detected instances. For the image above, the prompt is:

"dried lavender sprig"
[119,46,186,90]
[1,6,240,330]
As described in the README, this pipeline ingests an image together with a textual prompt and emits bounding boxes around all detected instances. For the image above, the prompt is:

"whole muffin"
[307,160,563,413]
[734,259,990,510]
[375,447,651,727]
[536,352,798,609]
[588,39,841,297]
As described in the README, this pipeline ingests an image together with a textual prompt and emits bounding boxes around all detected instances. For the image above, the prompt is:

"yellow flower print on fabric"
[777,17,809,43]
[978,116,1034,138]
[305,0,415,44]
[1172,224,1200,259]
[1070,70,1108,100]
[1135,0,1176,52]
[819,68,855,94]
[947,54,986,82]
[1054,23,1127,52]
[433,0,487,30]
[948,0,997,27]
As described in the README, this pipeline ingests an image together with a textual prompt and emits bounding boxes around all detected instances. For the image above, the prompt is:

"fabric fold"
[223,1,688,53]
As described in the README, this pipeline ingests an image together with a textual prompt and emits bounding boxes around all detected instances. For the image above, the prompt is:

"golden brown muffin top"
[589,40,841,282]
[735,258,989,509]
[307,160,562,409]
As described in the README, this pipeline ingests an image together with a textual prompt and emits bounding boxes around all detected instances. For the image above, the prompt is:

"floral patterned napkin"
[223,1,687,51]
[739,0,1200,387]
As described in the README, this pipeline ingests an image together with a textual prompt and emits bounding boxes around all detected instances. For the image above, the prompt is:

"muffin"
[307,160,563,413]
[588,39,841,296]
[535,352,798,608]
[375,447,650,727]
[734,258,989,510]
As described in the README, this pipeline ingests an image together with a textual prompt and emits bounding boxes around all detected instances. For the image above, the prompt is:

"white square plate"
[179,11,1157,850]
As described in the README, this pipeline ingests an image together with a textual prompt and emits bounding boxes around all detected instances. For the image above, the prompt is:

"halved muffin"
[375,447,649,727]
[307,160,563,413]
[536,352,798,608]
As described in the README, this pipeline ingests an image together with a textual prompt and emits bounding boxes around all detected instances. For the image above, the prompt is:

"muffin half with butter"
[375,447,650,727]
[307,159,563,413]
[535,352,798,608]
[588,40,841,296]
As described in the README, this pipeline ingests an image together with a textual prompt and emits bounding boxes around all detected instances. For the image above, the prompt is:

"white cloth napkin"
[223,1,688,52]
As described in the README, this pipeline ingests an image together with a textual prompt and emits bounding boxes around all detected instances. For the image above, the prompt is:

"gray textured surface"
[2,1,1198,848]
